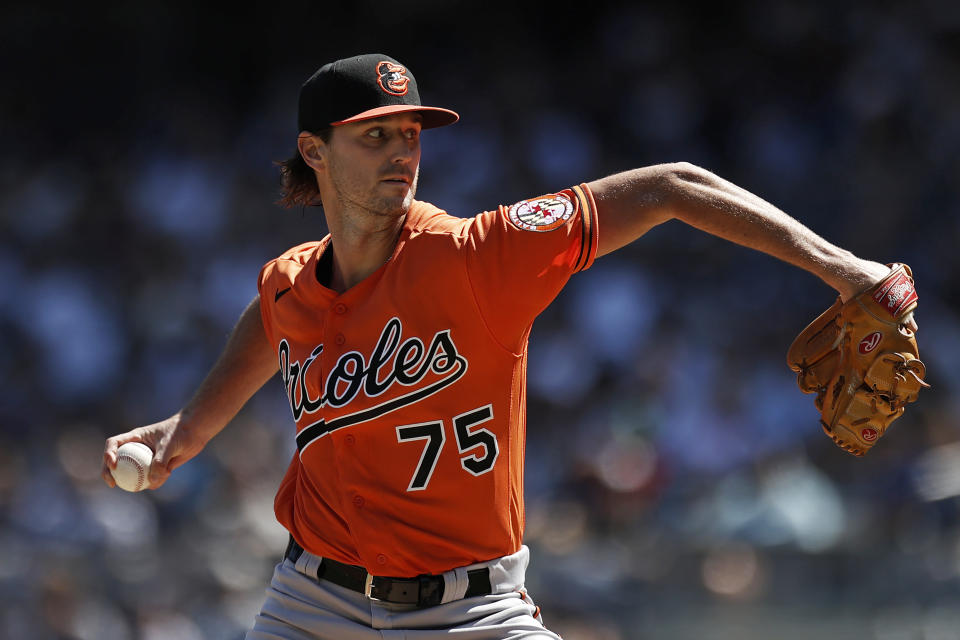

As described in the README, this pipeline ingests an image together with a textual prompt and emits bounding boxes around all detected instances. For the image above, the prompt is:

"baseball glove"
[787,263,929,456]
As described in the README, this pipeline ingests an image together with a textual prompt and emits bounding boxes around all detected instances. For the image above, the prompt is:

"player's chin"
[373,190,414,216]
[368,201,405,220]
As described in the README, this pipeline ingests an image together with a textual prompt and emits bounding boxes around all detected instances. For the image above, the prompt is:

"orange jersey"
[257,184,598,577]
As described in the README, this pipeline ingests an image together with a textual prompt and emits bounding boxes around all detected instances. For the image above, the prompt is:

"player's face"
[324,113,422,219]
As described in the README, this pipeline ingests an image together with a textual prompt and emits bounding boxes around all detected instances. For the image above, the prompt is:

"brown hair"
[275,128,332,208]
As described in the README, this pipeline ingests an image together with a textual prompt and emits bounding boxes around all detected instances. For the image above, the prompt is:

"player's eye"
[404,129,419,140]
[366,128,384,139]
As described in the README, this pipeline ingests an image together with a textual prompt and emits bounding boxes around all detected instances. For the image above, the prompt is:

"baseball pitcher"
[102,54,925,639]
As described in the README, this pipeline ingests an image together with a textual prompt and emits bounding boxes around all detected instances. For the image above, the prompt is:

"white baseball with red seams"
[111,442,154,492]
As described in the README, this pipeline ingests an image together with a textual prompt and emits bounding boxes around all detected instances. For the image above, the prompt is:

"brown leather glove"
[787,264,929,456]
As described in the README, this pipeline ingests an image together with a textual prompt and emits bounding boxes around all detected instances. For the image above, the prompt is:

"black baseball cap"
[298,54,459,132]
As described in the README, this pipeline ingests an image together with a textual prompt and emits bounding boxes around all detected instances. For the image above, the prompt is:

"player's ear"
[298,132,327,171]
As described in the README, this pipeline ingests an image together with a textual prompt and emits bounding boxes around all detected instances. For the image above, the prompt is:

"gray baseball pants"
[246,544,561,639]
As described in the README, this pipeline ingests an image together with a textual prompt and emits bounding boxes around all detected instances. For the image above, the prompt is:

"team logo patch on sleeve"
[507,194,574,232]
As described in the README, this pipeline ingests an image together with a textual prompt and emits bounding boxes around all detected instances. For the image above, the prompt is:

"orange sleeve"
[464,183,598,351]
[257,259,278,346]
[256,241,322,348]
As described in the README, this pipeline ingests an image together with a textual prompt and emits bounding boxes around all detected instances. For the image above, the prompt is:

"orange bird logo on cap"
[377,61,410,96]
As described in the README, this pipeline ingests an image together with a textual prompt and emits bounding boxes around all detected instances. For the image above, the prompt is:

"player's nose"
[388,137,418,164]
[390,147,416,166]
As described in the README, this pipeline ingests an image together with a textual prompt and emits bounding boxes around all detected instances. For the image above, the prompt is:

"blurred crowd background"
[2,1,959,638]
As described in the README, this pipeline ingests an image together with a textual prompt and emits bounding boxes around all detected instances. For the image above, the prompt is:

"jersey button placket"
[352,495,364,508]
[330,303,347,350]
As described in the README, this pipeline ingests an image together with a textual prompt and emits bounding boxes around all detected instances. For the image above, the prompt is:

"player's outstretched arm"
[588,163,891,302]
[101,295,277,489]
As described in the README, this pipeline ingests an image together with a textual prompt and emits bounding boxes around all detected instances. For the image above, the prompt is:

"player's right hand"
[101,413,206,489]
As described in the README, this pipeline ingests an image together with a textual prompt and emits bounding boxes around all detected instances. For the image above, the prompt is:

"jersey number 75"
[395,404,499,491]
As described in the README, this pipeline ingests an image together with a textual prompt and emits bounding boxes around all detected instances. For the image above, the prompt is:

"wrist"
[175,408,212,447]
[177,404,232,448]
[832,254,891,302]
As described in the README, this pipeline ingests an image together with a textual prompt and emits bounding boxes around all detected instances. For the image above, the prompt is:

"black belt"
[285,537,492,608]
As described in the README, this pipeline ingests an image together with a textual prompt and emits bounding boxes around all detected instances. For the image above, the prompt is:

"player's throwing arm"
[102,296,277,489]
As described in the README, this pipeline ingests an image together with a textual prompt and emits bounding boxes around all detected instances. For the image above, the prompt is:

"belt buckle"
[363,572,374,599]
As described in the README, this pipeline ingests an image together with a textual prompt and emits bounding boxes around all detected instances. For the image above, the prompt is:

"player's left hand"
[788,263,929,456]
[836,261,920,333]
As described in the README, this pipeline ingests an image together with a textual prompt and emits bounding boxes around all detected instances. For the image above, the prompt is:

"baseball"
[111,442,154,492]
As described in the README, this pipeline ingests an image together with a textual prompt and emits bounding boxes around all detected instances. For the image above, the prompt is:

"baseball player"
[101,54,916,638]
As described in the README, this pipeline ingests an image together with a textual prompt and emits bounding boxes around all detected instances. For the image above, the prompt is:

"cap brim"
[330,104,459,129]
